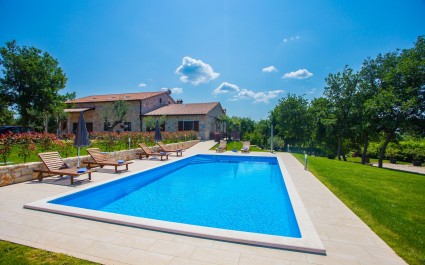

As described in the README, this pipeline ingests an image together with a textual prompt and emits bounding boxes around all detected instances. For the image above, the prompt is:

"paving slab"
[0,141,406,264]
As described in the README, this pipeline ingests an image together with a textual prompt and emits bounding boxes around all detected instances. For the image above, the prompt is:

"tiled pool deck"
[0,141,406,265]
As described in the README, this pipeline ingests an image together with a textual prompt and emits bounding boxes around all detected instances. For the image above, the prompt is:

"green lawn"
[0,240,98,265]
[210,140,266,152]
[293,154,425,265]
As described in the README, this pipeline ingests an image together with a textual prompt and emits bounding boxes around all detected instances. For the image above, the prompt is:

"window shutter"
[194,121,199,132]
[178,121,183,131]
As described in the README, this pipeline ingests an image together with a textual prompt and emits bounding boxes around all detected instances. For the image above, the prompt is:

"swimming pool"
[25,153,325,253]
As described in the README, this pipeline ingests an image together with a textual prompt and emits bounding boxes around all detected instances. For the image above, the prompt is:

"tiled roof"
[144,102,222,116]
[67,92,167,104]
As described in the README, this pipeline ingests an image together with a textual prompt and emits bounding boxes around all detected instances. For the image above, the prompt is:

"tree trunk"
[378,133,393,168]
[56,116,59,136]
[44,113,48,132]
[361,137,369,165]
[337,137,343,160]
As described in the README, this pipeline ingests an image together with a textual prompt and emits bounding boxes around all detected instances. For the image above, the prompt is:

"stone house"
[143,102,225,140]
[63,91,225,140]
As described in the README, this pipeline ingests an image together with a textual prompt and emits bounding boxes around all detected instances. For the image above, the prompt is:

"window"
[73,122,93,133]
[159,98,162,104]
[178,121,199,132]
[123,122,131,131]
[86,123,93,132]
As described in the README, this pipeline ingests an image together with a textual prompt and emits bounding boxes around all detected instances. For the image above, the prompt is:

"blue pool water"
[50,155,301,238]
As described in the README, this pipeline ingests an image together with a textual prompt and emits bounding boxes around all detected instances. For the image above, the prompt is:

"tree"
[101,100,130,132]
[216,114,228,135]
[239,117,256,140]
[270,94,311,147]
[245,119,270,148]
[309,97,338,156]
[355,56,384,164]
[367,36,425,167]
[0,107,14,125]
[0,40,71,130]
[324,66,359,160]
[143,115,166,132]
[227,116,241,140]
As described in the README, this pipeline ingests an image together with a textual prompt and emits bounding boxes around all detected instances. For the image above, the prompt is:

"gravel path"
[372,162,425,175]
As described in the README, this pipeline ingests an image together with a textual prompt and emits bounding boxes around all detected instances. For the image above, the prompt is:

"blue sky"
[1,0,424,120]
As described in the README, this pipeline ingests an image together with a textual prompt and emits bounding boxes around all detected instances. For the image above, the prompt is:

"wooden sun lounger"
[216,140,227,153]
[157,141,183,156]
[34,151,93,185]
[137,143,169,161]
[84,148,133,173]
[241,141,250,153]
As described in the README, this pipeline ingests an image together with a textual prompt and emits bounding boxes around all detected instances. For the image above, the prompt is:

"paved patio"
[0,141,406,265]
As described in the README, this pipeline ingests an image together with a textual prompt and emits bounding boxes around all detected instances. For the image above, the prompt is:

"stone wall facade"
[0,140,200,187]
[160,104,224,140]
[62,93,175,134]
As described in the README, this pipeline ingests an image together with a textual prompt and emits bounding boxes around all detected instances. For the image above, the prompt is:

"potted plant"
[411,146,424,167]
[385,143,400,164]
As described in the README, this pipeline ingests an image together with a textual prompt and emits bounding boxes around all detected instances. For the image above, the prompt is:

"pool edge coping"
[24,152,326,255]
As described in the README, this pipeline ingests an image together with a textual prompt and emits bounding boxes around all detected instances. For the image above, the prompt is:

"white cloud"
[175,56,220,85]
[307,88,317,94]
[160,87,183,94]
[214,82,284,103]
[213,82,240,94]
[262,66,278,72]
[283,35,300,43]
[138,83,147,87]
[233,89,285,103]
[282,69,313,79]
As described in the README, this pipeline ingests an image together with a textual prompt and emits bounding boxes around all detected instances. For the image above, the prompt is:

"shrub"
[268,136,285,151]
[366,142,380,158]
[401,140,425,162]
[35,132,59,152]
[0,132,14,164]
[385,142,402,160]
[14,133,37,163]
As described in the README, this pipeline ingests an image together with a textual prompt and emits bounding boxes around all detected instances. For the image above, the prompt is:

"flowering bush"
[88,131,198,149]
[0,132,14,164]
[0,130,199,165]
[13,133,38,163]
[35,132,59,152]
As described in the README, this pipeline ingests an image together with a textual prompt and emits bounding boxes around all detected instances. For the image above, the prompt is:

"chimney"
[176,99,183,104]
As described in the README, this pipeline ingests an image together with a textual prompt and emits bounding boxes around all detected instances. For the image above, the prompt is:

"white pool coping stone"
[24,152,326,254]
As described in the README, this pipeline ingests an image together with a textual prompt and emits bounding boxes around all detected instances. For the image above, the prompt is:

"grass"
[209,140,266,152]
[293,153,425,265]
[0,240,98,265]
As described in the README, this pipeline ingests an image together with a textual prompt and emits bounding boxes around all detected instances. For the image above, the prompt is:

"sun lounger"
[34,151,93,185]
[216,140,227,153]
[84,148,133,173]
[241,141,250,153]
[137,143,169,161]
[157,141,183,156]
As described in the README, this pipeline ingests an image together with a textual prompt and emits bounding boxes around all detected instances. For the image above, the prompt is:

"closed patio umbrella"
[74,111,90,168]
[154,118,162,143]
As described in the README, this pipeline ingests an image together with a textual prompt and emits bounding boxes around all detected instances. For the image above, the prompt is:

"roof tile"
[145,102,221,115]
[67,92,167,103]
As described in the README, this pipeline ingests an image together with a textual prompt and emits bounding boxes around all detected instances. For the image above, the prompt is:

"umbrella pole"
[77,147,81,168]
